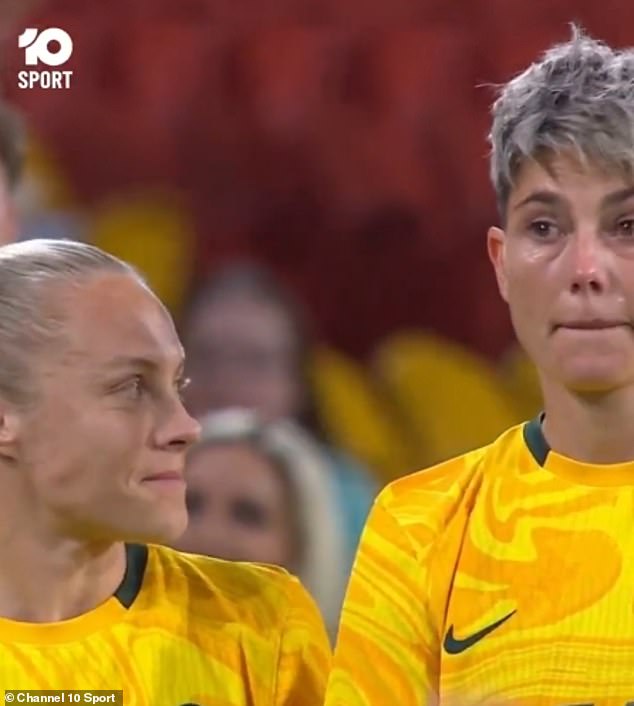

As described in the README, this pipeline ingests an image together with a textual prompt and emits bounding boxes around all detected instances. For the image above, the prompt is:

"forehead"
[188,443,285,495]
[510,152,633,207]
[58,272,183,368]
[189,442,274,474]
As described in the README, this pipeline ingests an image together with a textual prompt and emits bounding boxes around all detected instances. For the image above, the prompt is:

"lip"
[554,320,632,331]
[142,471,184,483]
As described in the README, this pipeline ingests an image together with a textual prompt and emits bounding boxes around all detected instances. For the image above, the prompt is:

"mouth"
[142,471,185,485]
[553,320,632,332]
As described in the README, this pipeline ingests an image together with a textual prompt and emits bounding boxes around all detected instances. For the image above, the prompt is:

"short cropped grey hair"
[489,24,634,218]
[0,238,143,407]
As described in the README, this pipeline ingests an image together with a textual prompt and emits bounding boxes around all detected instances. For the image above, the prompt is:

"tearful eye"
[528,220,559,238]
[616,218,634,237]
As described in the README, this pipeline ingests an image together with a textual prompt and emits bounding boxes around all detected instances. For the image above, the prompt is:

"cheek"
[180,512,210,546]
[33,412,146,496]
[625,268,634,308]
[260,506,295,554]
[504,258,552,343]
[248,520,293,566]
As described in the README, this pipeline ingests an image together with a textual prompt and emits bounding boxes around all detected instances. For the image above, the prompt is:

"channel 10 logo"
[18,28,74,90]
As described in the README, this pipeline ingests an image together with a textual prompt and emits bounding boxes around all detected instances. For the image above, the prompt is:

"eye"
[116,375,146,400]
[232,499,270,528]
[616,218,634,237]
[528,220,559,239]
[176,376,191,400]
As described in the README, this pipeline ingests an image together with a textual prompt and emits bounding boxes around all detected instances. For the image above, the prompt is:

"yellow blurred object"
[90,192,195,316]
[310,346,416,483]
[499,343,543,421]
[373,332,521,468]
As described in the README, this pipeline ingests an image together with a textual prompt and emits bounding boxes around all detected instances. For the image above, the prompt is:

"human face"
[177,443,296,568]
[184,295,303,420]
[488,153,634,393]
[13,272,201,544]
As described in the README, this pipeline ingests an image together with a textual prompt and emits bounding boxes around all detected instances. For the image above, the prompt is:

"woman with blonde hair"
[176,407,349,641]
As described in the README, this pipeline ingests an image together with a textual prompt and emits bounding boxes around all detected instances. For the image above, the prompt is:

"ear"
[487,226,509,303]
[0,400,21,462]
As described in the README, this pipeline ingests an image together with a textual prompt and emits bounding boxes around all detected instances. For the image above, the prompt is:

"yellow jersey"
[0,543,331,705]
[326,416,634,706]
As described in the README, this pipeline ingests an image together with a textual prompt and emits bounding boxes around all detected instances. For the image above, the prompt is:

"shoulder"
[134,548,331,703]
[145,545,318,631]
[346,424,526,630]
[371,423,525,545]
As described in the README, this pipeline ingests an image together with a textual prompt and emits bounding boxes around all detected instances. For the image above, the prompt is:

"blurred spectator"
[0,99,25,244]
[180,262,379,574]
[14,138,86,245]
[175,408,348,642]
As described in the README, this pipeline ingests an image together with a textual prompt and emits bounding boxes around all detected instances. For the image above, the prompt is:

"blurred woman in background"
[180,263,378,576]
[175,408,348,641]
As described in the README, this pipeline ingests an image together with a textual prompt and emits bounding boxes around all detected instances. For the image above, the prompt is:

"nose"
[566,230,609,295]
[155,398,201,451]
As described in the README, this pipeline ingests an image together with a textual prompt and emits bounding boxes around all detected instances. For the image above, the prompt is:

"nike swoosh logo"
[443,610,516,654]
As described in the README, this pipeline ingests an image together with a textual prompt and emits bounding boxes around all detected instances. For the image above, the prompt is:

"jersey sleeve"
[325,493,439,706]
[272,575,332,706]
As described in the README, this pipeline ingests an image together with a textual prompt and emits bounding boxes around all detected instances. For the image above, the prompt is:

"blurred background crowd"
[0,0,632,640]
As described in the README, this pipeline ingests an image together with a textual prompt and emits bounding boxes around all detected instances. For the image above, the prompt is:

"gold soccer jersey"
[326,416,634,706]
[0,544,331,705]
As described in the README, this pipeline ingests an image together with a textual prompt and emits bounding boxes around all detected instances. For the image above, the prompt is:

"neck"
[0,522,126,622]
[541,381,634,464]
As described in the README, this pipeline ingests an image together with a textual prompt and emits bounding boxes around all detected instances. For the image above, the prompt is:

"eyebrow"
[601,186,634,208]
[102,355,186,376]
[513,190,562,210]
[513,186,634,212]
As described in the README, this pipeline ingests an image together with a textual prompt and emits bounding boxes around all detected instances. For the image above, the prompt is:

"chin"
[558,364,631,394]
[117,510,188,546]
[547,345,633,393]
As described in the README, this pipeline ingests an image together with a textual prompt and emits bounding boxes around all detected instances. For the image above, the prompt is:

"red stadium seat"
[225,29,342,137]
[320,0,477,25]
